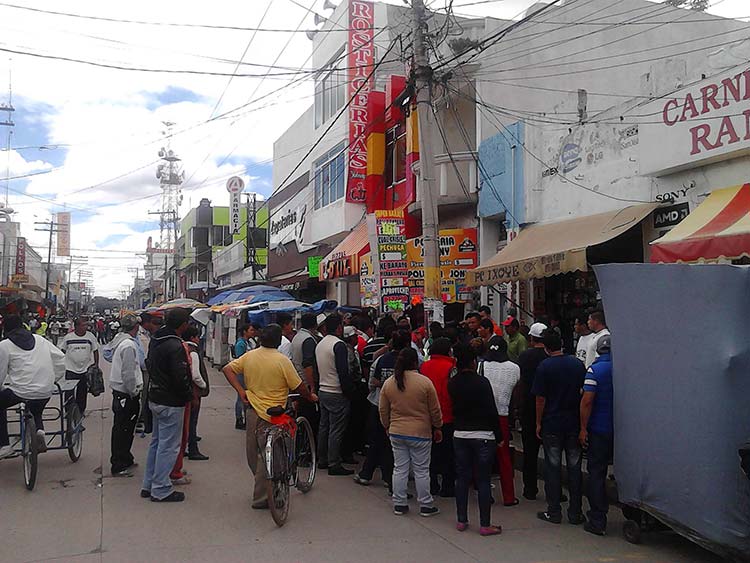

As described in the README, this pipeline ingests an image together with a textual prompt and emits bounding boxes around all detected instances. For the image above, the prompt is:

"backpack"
[87,365,105,397]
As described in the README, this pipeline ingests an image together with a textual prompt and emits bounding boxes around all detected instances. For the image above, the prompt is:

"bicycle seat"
[266,406,285,417]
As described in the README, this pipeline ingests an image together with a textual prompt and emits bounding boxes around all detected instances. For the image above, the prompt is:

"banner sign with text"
[226,176,244,234]
[406,228,478,303]
[15,236,26,276]
[375,209,409,311]
[56,212,71,257]
[346,0,374,203]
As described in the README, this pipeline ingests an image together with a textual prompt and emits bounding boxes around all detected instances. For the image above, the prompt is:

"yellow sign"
[11,274,29,284]
[466,249,586,286]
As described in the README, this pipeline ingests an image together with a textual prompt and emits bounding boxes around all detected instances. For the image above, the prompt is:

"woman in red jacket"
[420,337,457,497]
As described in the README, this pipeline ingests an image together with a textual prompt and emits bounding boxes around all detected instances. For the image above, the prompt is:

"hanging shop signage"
[15,236,26,278]
[322,252,357,280]
[56,212,70,257]
[359,253,378,307]
[226,176,244,234]
[653,202,690,229]
[375,209,409,311]
[406,228,478,303]
[307,256,322,279]
[346,0,374,204]
[640,69,750,176]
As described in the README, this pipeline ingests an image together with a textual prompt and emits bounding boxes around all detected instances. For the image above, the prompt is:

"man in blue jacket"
[579,335,613,536]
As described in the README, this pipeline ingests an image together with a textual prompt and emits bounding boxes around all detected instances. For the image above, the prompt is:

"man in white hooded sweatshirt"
[104,314,143,477]
[0,315,66,458]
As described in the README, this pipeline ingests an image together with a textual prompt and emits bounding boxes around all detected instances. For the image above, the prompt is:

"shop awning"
[319,220,370,280]
[651,184,750,263]
[468,203,658,286]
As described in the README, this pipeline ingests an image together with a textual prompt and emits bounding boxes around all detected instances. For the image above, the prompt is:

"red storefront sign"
[346,0,374,204]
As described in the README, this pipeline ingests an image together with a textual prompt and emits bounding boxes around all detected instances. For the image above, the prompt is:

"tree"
[664,0,709,10]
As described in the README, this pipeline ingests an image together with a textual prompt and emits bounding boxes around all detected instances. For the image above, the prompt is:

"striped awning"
[319,220,370,281]
[651,184,750,263]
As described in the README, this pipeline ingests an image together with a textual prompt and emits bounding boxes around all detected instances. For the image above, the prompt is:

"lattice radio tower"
[153,122,184,251]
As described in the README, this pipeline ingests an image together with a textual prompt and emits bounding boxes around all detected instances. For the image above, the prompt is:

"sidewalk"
[0,365,721,563]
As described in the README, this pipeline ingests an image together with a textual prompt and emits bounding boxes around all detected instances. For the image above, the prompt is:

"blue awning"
[207,285,292,306]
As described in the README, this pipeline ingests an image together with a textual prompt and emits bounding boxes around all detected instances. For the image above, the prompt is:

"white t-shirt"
[0,335,66,399]
[576,333,596,366]
[480,360,520,416]
[59,331,99,374]
[279,335,292,359]
[584,328,610,368]
[454,430,495,440]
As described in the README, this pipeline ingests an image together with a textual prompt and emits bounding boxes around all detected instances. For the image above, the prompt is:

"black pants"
[430,423,455,494]
[298,398,320,442]
[521,412,541,498]
[110,390,140,473]
[358,402,393,486]
[0,389,49,447]
[454,437,494,527]
[342,385,368,458]
[64,371,88,414]
[187,397,201,454]
[542,431,583,519]
[586,432,613,530]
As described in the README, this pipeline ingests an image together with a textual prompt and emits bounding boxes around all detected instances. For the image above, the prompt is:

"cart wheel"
[623,520,642,544]
[22,415,39,491]
[66,404,84,462]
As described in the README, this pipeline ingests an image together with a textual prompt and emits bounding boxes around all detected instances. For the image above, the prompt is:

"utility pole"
[65,255,87,313]
[411,0,443,325]
[34,218,64,306]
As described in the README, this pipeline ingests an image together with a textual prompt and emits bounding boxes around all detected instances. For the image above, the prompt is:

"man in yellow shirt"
[222,324,317,509]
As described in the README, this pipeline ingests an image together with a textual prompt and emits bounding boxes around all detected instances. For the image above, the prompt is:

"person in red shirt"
[420,337,457,497]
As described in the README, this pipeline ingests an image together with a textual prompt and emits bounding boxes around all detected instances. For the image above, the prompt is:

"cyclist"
[0,315,66,458]
[222,324,318,510]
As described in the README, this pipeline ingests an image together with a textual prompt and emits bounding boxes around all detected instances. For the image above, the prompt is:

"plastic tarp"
[206,285,291,306]
[246,299,337,326]
[595,263,750,560]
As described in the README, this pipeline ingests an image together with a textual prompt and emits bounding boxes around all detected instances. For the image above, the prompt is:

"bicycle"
[263,393,317,527]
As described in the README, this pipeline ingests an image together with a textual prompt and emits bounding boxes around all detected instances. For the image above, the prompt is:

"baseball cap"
[343,326,357,338]
[529,322,548,338]
[120,313,142,331]
[596,334,611,355]
[501,316,517,327]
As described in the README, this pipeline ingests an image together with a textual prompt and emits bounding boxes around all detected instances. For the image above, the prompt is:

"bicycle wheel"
[265,429,290,527]
[295,416,316,493]
[22,415,39,491]
[66,403,83,462]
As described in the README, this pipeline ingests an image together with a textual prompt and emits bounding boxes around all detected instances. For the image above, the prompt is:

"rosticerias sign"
[346,0,374,204]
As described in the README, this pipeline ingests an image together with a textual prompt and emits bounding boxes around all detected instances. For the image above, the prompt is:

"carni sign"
[640,69,750,176]
[346,0,374,204]
[226,176,244,234]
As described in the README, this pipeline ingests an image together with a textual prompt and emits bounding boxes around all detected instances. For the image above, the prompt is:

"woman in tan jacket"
[379,347,443,517]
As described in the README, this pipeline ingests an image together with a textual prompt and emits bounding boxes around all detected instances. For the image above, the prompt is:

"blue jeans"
[390,437,433,507]
[142,402,185,500]
[454,437,495,527]
[586,432,613,531]
[234,373,245,419]
[542,431,583,519]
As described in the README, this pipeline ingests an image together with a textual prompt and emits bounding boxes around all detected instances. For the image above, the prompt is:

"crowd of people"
[0,302,614,536]
[223,307,613,536]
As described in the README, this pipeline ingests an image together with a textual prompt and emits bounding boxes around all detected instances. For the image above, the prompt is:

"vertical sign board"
[15,236,26,276]
[359,253,379,308]
[226,176,244,235]
[56,212,71,257]
[375,209,409,311]
[346,0,374,204]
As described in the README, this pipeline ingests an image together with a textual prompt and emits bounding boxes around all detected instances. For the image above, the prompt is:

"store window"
[314,143,346,209]
[384,123,407,188]
[314,50,346,129]
[191,227,209,248]
[211,225,233,246]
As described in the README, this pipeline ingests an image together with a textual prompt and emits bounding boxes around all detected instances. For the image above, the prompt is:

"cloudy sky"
[0,0,746,297]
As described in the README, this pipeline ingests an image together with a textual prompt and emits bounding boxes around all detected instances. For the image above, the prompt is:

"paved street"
[1,364,721,563]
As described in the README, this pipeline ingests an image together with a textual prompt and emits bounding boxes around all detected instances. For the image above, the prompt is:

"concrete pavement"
[0,363,722,563]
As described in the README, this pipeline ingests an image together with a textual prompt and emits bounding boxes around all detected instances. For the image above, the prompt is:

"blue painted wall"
[478,122,524,227]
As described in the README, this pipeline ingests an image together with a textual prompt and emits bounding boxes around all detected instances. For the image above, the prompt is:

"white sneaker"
[0,445,14,459]
[36,430,48,453]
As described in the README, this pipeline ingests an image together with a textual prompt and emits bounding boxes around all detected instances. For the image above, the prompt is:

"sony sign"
[640,69,750,176]
[269,189,314,253]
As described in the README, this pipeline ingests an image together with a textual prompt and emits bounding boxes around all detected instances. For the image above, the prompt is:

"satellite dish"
[323,0,337,10]
[156,170,162,179]
[158,148,166,158]
[314,13,327,26]
[168,150,174,158]
[306,29,317,40]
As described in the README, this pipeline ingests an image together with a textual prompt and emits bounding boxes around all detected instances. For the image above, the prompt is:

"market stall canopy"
[157,298,207,311]
[651,184,750,263]
[318,220,370,281]
[467,203,658,286]
[207,285,291,306]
